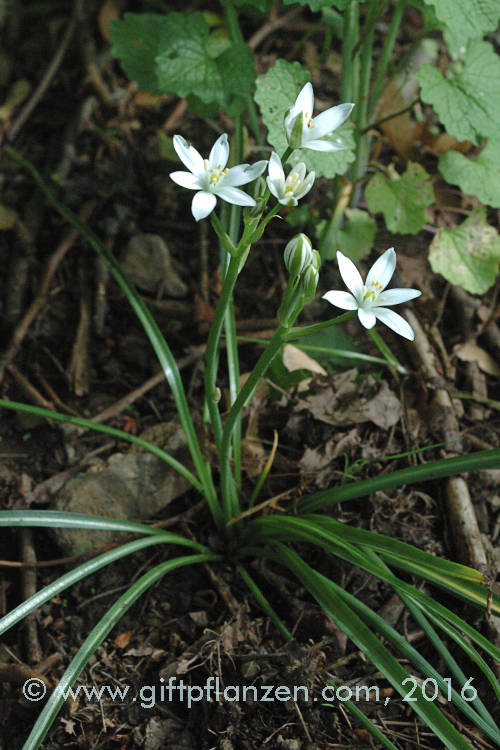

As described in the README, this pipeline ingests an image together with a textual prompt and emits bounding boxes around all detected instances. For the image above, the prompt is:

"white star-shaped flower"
[267,152,315,206]
[170,133,267,221]
[284,82,354,152]
[322,248,421,340]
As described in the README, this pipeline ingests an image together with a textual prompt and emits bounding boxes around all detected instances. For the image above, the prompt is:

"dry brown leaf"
[455,343,500,377]
[282,344,327,392]
[114,630,133,649]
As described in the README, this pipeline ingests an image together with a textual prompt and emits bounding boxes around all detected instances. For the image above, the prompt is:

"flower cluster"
[170,84,420,339]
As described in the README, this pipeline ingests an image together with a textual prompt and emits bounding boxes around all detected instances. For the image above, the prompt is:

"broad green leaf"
[365,163,434,234]
[155,13,255,111]
[439,139,500,209]
[110,13,171,94]
[418,40,500,144]
[324,208,376,261]
[428,207,500,294]
[254,59,355,178]
[422,0,500,54]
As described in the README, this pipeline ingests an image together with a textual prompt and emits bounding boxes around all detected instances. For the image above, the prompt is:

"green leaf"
[155,13,255,111]
[365,163,434,234]
[254,59,355,177]
[109,13,171,95]
[428,207,500,294]
[422,0,500,54]
[324,208,376,262]
[418,40,500,144]
[282,0,338,11]
[439,139,500,209]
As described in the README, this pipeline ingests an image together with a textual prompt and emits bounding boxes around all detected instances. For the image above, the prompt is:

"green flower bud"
[284,233,313,278]
[301,264,319,301]
[285,109,304,150]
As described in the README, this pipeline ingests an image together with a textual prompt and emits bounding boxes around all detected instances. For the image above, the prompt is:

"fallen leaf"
[114,630,133,649]
[455,343,500,377]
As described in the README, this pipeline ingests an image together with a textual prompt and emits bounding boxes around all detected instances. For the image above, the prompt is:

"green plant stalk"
[318,180,352,262]
[368,327,405,371]
[285,311,356,341]
[0,399,202,491]
[220,325,288,522]
[300,447,500,511]
[237,564,292,640]
[21,553,220,750]
[368,0,405,119]
[204,251,241,453]
[340,0,360,104]
[2,145,220,521]
[350,0,379,205]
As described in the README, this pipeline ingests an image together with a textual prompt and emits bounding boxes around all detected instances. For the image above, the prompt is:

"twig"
[21,529,42,663]
[248,6,302,50]
[0,200,97,385]
[67,259,92,396]
[5,0,82,142]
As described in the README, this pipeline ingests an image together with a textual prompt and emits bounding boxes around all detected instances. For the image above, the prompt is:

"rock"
[51,423,192,556]
[120,233,187,297]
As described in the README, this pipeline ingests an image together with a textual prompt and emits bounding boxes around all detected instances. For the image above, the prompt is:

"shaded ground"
[1,2,499,749]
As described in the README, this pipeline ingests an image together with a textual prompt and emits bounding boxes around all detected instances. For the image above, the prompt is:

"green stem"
[318,180,352,262]
[237,564,292,640]
[285,311,356,341]
[368,0,405,119]
[220,326,288,523]
[204,252,241,453]
[368,328,405,371]
[340,0,360,104]
[3,144,221,524]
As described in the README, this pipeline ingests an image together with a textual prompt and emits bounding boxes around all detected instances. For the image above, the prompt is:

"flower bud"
[284,108,304,149]
[301,264,319,301]
[284,233,313,278]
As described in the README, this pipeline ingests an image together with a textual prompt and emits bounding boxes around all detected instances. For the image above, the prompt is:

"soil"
[1,2,499,750]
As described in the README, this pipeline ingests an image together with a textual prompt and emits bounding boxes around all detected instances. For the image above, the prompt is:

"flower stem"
[220,326,289,523]
[285,311,356,341]
[368,0,405,120]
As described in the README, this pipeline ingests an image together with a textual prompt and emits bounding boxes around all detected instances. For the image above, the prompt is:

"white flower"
[322,248,421,340]
[267,152,315,206]
[284,82,354,152]
[170,133,267,221]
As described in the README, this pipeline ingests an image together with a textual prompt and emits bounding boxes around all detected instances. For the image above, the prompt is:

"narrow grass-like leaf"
[0,398,202,491]
[333,698,400,750]
[0,509,176,536]
[265,545,475,750]
[0,534,208,637]
[21,553,219,750]
[299,448,500,511]
[237,563,292,641]
[319,571,500,742]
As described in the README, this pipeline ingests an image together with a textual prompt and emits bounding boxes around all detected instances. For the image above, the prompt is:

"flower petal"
[337,251,364,300]
[358,308,377,329]
[374,288,421,307]
[366,248,396,291]
[294,82,314,118]
[291,162,306,182]
[173,135,203,175]
[242,160,268,182]
[268,152,285,184]
[215,185,256,206]
[266,176,282,201]
[222,164,251,187]
[374,308,415,340]
[294,171,315,200]
[209,133,229,170]
[302,139,346,152]
[322,290,358,310]
[169,171,200,190]
[191,191,216,221]
[311,102,354,139]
